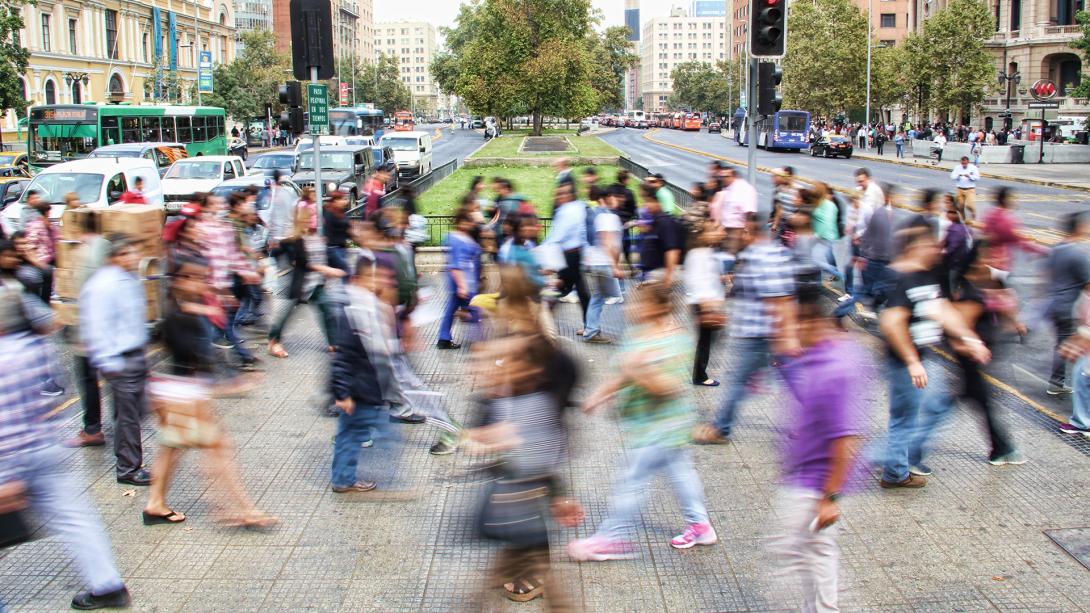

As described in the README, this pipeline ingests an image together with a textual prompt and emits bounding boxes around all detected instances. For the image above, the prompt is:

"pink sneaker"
[567,536,637,562]
[670,523,718,549]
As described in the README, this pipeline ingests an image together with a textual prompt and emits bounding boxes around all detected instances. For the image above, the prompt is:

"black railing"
[618,156,694,209]
[347,158,462,219]
[419,215,553,247]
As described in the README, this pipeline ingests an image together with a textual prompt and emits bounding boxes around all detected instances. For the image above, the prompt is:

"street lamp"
[997,69,1021,132]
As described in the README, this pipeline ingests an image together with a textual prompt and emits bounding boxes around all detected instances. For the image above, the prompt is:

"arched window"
[44,79,56,105]
[109,73,125,99]
[71,81,82,104]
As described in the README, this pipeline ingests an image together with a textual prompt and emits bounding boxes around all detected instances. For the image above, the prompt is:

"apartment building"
[233,0,272,52]
[374,20,439,116]
[2,0,236,141]
[639,6,728,112]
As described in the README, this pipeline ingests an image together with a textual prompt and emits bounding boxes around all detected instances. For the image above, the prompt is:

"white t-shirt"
[684,247,724,304]
[583,208,622,267]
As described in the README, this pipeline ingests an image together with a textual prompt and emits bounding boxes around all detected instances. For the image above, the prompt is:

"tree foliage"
[203,30,289,121]
[907,0,995,120]
[669,59,742,116]
[336,53,413,114]
[432,0,624,134]
[782,0,868,117]
[0,0,31,138]
[1069,10,1090,99]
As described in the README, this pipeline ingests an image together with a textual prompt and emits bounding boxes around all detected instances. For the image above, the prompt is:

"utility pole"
[864,0,872,149]
[747,56,757,186]
[194,5,201,106]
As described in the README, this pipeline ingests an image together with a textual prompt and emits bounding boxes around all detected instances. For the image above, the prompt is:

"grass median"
[469,134,621,159]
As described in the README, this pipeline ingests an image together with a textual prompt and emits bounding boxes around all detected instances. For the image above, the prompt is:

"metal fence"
[618,156,694,210]
[420,215,553,247]
[347,158,462,219]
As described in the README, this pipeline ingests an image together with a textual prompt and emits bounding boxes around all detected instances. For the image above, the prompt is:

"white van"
[2,158,164,228]
[379,131,433,178]
[294,135,348,154]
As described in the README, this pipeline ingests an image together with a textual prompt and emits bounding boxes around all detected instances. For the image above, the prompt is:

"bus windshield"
[29,123,97,164]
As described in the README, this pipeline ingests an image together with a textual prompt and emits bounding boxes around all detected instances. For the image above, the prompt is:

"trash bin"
[1010,144,1025,164]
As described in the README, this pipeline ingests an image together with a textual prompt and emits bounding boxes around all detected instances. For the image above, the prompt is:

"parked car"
[345,135,376,148]
[810,135,854,159]
[249,152,298,176]
[88,142,187,177]
[294,135,348,153]
[3,158,164,229]
[228,137,248,160]
[0,176,32,235]
[707,121,722,134]
[161,156,248,213]
[470,117,485,129]
[209,174,302,225]
[0,152,29,175]
[379,131,433,178]
[291,145,374,209]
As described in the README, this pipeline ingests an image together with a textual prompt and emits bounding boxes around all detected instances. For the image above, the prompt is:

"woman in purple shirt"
[437,206,481,349]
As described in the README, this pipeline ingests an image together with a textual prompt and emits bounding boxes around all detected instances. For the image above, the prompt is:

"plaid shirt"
[729,240,795,338]
[199,218,253,296]
[25,213,57,264]
[0,332,61,484]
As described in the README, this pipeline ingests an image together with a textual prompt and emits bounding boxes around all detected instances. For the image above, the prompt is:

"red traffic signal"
[751,0,787,57]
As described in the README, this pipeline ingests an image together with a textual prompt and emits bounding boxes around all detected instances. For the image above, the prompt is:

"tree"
[203,30,289,121]
[336,53,412,114]
[0,0,30,148]
[908,0,995,121]
[781,0,868,118]
[668,59,742,116]
[1069,10,1090,99]
[870,44,914,121]
[586,25,638,111]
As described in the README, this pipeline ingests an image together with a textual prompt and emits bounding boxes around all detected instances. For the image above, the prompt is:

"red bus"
[671,112,683,129]
[393,110,414,132]
[683,113,702,131]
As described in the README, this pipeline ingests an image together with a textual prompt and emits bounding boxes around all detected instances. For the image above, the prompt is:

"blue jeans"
[594,444,709,540]
[1071,356,1090,430]
[834,257,890,318]
[20,445,125,596]
[330,403,399,488]
[438,280,478,342]
[882,353,954,482]
[584,265,620,339]
[235,284,264,325]
[812,240,843,283]
[327,246,349,273]
[895,143,904,158]
[714,336,772,436]
[225,307,255,361]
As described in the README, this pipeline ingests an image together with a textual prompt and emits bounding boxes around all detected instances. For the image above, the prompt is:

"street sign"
[307,83,329,131]
[198,50,214,94]
[1030,80,1057,100]
[339,82,348,106]
[1028,101,1060,109]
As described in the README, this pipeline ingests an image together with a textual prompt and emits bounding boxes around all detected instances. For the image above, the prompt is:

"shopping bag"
[147,375,220,449]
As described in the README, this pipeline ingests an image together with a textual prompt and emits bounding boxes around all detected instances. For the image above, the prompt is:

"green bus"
[27,104,227,172]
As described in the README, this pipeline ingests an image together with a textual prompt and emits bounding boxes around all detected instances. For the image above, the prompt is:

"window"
[44,80,56,104]
[142,33,148,62]
[121,117,141,142]
[71,82,81,104]
[105,10,118,59]
[143,116,162,141]
[106,173,127,204]
[879,39,895,46]
[192,116,206,141]
[41,14,50,52]
[160,117,176,142]
[222,161,236,179]
[879,13,895,27]
[68,18,77,53]
[1010,0,1021,31]
[176,116,192,142]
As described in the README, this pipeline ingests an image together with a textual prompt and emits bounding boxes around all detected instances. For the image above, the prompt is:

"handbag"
[698,302,727,330]
[147,375,220,449]
[477,475,552,547]
[0,511,31,549]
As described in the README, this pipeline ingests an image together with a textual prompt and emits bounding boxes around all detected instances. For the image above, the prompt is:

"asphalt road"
[601,126,1082,434]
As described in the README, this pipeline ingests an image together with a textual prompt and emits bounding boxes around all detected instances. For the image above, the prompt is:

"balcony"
[1044,24,1081,35]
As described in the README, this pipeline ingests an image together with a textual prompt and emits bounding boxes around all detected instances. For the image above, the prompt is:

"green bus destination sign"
[308,83,329,131]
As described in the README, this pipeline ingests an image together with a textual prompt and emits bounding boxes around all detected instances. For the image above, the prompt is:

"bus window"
[778,113,808,132]
[193,117,206,142]
[144,116,162,141]
[122,117,141,143]
[101,116,120,146]
[176,116,192,142]
[161,117,176,142]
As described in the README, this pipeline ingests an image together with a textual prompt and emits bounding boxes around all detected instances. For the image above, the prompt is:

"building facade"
[983,0,1087,130]
[232,0,271,52]
[373,20,439,116]
[691,0,726,17]
[3,0,236,141]
[624,0,641,110]
[639,6,728,112]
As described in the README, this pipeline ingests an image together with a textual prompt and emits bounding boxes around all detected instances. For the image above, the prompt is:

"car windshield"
[381,137,419,151]
[164,161,222,180]
[253,155,294,170]
[829,137,849,143]
[297,152,354,171]
[24,173,103,204]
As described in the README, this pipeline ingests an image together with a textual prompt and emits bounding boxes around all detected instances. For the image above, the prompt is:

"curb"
[849,151,1090,194]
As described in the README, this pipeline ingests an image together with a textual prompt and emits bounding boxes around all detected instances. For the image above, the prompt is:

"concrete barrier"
[910,139,1090,164]
[1010,141,1090,164]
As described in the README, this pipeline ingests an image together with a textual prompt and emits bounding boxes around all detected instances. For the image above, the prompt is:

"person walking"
[710,166,758,256]
[685,222,727,387]
[949,156,980,221]
[21,190,56,304]
[878,225,990,489]
[982,187,1048,338]
[568,280,717,561]
[636,184,684,287]
[581,187,623,343]
[200,194,261,368]
[542,182,590,331]
[931,131,947,164]
[770,167,800,244]
[437,206,482,349]
[693,212,797,444]
[1043,213,1090,396]
[323,191,351,273]
[80,236,153,486]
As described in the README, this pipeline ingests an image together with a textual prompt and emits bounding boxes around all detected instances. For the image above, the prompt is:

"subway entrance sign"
[307,83,329,132]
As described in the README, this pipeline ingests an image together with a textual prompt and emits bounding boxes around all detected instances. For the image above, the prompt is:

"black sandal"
[142,510,186,525]
[504,575,545,602]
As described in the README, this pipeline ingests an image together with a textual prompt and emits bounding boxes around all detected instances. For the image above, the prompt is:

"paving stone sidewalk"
[3,275,1090,612]
[849,146,1090,191]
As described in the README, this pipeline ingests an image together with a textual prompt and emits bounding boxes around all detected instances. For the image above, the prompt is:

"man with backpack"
[581,186,624,343]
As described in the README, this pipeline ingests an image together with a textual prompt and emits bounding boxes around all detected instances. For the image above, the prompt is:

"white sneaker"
[605,296,623,305]
[558,292,579,303]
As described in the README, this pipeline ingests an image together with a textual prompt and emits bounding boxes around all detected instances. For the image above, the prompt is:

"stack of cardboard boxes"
[52,204,166,327]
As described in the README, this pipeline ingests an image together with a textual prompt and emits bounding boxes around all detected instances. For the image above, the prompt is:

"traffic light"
[279,107,305,134]
[757,62,782,116]
[278,81,302,107]
[750,0,787,58]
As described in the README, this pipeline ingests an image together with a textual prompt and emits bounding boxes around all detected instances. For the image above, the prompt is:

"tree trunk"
[532,100,543,136]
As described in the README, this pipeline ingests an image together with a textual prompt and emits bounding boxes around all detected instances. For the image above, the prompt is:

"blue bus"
[735,110,811,151]
[329,106,385,139]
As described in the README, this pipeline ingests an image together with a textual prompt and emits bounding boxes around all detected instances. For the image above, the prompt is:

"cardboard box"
[51,300,79,327]
[54,268,78,300]
[60,208,99,240]
[135,238,164,260]
[144,279,161,321]
[54,240,82,269]
[99,204,164,241]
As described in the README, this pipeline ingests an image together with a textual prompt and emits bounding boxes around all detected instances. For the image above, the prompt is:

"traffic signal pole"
[311,66,323,231]
[747,56,758,187]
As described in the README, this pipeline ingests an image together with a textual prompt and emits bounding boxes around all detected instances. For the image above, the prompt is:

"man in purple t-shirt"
[772,286,865,613]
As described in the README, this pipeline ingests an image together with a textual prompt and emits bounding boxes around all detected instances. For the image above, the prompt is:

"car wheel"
[844,154,852,159]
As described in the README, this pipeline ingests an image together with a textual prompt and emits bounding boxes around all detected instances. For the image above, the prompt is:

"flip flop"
[694,379,721,387]
[142,510,186,525]
[504,575,545,602]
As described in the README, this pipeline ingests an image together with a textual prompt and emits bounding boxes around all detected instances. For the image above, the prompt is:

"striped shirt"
[729,241,795,338]
[0,332,62,483]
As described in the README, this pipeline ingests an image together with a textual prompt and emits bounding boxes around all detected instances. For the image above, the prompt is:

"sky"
[375,0,679,35]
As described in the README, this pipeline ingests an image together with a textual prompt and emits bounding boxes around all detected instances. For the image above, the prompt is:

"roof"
[302,145,369,152]
[35,157,158,174]
[170,155,242,163]
[93,142,185,152]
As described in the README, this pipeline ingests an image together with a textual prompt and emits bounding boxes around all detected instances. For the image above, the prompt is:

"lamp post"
[997,69,1021,132]
[864,0,872,149]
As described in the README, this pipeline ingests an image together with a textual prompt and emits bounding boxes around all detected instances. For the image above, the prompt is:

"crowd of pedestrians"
[0,147,1087,612]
